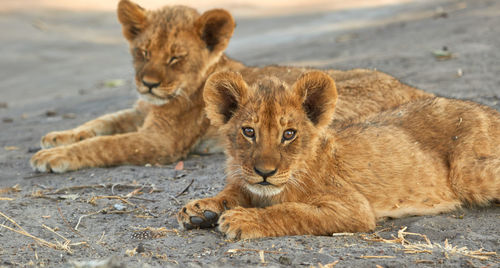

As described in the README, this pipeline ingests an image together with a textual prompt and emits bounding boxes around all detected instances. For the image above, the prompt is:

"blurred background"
[3,0,414,17]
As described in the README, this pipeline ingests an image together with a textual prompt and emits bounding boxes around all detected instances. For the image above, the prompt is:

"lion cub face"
[204,71,338,196]
[117,0,235,105]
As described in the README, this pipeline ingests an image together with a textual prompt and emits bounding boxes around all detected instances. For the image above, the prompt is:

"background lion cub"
[177,71,500,239]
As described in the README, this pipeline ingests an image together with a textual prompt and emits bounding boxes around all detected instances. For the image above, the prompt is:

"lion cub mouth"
[138,87,182,105]
[246,182,283,197]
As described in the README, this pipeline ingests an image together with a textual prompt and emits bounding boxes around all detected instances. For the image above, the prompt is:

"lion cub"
[177,71,500,239]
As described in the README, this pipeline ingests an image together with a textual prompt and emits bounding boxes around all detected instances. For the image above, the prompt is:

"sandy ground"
[0,0,499,267]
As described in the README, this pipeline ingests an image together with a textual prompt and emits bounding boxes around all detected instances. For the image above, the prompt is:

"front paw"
[30,147,78,173]
[41,129,95,148]
[177,198,229,230]
[218,207,268,240]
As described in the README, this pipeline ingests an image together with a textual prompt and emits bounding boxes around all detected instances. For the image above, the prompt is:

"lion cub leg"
[41,104,147,148]
[217,191,375,240]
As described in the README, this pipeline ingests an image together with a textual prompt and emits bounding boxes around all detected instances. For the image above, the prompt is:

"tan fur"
[30,0,432,173]
[177,71,500,239]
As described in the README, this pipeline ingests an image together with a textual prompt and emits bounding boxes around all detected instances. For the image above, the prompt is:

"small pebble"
[62,113,76,119]
[279,256,292,265]
[114,203,126,211]
[0,102,7,109]
[2,118,13,123]
[136,243,145,253]
[45,110,57,117]
[28,147,41,153]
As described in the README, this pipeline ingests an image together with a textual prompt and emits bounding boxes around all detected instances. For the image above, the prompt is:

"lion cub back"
[336,97,500,208]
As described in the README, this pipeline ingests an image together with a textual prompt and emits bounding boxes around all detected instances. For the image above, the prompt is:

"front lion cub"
[177,71,500,239]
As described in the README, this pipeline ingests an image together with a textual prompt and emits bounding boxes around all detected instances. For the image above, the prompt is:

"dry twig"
[175,179,194,197]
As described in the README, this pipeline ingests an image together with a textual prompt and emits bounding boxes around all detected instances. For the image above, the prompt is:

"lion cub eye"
[242,127,255,138]
[282,129,296,141]
[168,56,179,65]
[136,48,149,60]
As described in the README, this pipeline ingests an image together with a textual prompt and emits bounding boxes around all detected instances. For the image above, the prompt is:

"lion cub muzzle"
[254,166,277,185]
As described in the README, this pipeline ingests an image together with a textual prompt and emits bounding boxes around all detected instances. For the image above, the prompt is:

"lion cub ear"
[292,71,338,129]
[195,9,235,53]
[204,71,248,126]
[117,0,148,41]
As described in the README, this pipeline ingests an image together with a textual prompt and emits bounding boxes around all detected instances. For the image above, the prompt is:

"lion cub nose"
[254,166,277,179]
[142,79,161,90]
[142,75,161,90]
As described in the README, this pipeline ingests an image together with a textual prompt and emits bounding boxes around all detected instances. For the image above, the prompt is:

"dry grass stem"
[0,184,21,195]
[361,226,497,260]
[42,224,69,242]
[359,255,396,259]
[75,210,103,231]
[0,211,82,254]
[259,250,266,263]
[57,205,83,236]
[415,259,434,264]
[97,231,106,244]
[131,227,179,239]
[47,183,161,195]
[318,260,340,268]
[226,248,287,255]
[169,195,181,204]
[88,195,135,206]
[331,232,355,236]
[129,196,157,202]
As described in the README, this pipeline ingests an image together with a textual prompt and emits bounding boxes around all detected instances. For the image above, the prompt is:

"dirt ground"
[1,0,499,267]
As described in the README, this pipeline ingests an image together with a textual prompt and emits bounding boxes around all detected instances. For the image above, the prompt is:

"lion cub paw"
[30,147,78,173]
[41,129,95,149]
[218,207,268,240]
[177,198,229,230]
